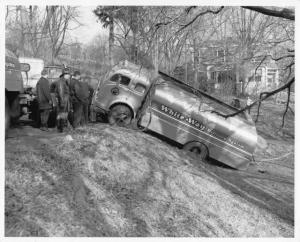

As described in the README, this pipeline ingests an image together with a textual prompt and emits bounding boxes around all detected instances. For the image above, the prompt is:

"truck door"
[93,72,133,111]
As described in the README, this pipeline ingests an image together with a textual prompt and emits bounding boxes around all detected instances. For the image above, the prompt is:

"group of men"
[36,67,94,132]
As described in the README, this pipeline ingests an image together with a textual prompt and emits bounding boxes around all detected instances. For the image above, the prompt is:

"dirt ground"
[5,100,294,237]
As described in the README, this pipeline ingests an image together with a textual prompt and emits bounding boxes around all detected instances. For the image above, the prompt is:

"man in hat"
[69,70,84,128]
[55,67,72,132]
[36,69,52,131]
[80,74,94,125]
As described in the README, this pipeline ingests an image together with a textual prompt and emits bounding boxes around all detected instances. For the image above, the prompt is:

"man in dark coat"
[69,71,84,128]
[36,69,52,131]
[48,80,58,128]
[80,75,94,125]
[55,68,72,132]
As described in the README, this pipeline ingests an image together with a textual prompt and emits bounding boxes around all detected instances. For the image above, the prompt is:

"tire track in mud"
[187,159,294,226]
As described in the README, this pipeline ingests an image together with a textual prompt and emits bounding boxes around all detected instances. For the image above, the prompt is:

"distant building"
[195,39,280,96]
[243,56,279,95]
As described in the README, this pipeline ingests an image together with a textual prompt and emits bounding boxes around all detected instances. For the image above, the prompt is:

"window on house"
[255,76,262,82]
[216,49,226,62]
[211,72,217,82]
[217,49,225,57]
[251,68,262,82]
[268,69,277,73]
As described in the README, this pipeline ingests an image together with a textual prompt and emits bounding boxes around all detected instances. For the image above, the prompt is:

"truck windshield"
[110,74,131,86]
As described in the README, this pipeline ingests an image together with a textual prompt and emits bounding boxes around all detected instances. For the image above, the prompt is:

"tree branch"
[176,6,224,33]
[155,14,182,29]
[242,6,294,20]
[281,85,291,127]
[211,77,295,119]
[271,54,294,61]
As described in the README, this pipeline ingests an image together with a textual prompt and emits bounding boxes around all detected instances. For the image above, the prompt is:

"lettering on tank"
[153,102,245,149]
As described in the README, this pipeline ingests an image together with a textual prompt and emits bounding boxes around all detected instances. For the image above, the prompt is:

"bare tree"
[141,5,294,126]
[94,6,120,67]
[212,7,295,126]
[6,5,81,62]
[45,6,80,64]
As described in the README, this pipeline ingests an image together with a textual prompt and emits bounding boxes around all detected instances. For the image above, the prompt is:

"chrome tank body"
[139,78,257,170]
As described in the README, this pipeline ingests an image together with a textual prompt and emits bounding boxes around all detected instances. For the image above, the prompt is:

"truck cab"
[18,57,45,115]
[91,60,156,126]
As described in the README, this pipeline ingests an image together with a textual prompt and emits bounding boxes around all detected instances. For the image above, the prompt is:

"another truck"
[18,57,44,116]
[19,57,44,90]
[91,60,258,170]
[5,49,24,133]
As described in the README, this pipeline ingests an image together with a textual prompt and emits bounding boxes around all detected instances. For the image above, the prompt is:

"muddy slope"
[5,124,293,237]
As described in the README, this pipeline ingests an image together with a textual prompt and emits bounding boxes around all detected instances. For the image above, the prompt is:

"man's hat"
[62,67,70,75]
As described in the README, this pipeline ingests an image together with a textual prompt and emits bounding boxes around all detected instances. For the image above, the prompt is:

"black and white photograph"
[2,0,298,239]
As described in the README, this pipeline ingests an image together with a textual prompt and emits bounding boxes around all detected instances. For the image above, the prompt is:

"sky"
[68,6,107,45]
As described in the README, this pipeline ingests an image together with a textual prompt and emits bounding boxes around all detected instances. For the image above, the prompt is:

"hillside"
[5,121,294,237]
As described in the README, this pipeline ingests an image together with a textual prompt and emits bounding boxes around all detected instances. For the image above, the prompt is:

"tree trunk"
[109,20,114,67]
[154,31,159,73]
[235,64,240,96]
[131,7,138,64]
[185,40,188,83]
[193,38,198,89]
[19,6,26,56]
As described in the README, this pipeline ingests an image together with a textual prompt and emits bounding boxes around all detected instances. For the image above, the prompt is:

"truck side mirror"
[20,63,30,85]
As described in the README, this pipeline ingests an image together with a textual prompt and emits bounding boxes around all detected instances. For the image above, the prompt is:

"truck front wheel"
[108,105,133,127]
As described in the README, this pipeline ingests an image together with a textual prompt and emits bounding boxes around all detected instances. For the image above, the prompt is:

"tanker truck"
[91,60,257,170]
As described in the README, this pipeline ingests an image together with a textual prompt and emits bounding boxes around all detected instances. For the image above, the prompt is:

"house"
[195,40,280,96]
[243,56,280,95]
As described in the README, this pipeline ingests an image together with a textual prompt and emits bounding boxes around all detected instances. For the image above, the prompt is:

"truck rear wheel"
[183,141,209,161]
[10,95,21,125]
[108,104,132,127]
[5,97,10,135]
